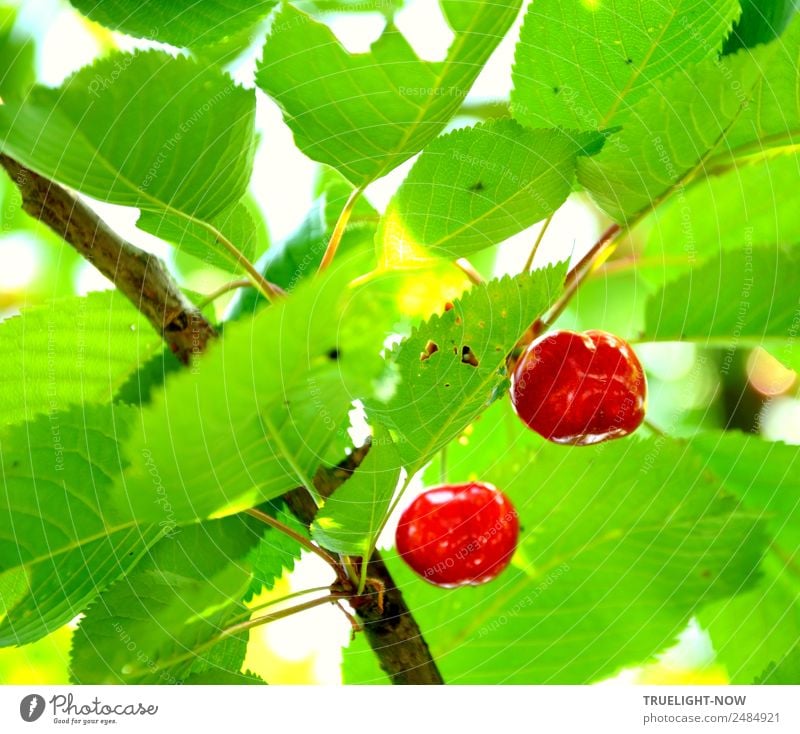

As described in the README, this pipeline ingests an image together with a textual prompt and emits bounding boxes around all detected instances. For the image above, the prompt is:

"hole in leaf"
[420,340,439,362]
[461,346,479,367]
[327,347,340,361]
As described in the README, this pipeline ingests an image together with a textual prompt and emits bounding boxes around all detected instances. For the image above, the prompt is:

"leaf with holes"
[368,266,565,472]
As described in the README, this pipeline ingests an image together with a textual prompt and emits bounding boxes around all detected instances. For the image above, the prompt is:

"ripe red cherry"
[395,482,519,588]
[511,329,646,445]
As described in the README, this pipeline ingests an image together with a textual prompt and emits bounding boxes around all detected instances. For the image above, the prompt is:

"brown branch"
[287,446,445,685]
[0,155,216,364]
[3,154,443,685]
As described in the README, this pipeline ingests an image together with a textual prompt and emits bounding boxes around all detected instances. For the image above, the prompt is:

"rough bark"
[0,155,215,364]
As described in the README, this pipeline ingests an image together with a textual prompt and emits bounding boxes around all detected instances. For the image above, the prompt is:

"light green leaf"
[642,245,800,371]
[576,49,762,223]
[578,17,800,223]
[644,153,800,279]
[0,51,256,225]
[0,404,165,646]
[0,293,162,425]
[368,266,565,472]
[312,426,402,556]
[67,0,277,49]
[138,200,263,274]
[691,432,800,683]
[120,270,380,524]
[256,1,522,186]
[723,13,800,158]
[511,0,740,130]
[347,401,764,684]
[70,516,262,684]
[0,6,35,100]
[378,120,582,260]
[227,174,379,320]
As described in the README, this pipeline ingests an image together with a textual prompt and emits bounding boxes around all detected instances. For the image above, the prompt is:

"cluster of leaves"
[0,0,798,685]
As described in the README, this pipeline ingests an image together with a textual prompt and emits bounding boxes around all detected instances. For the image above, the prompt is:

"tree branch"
[0,155,215,364]
[287,447,445,685]
[3,154,444,685]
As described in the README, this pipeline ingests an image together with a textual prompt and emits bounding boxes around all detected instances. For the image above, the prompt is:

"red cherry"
[395,482,519,588]
[511,329,646,445]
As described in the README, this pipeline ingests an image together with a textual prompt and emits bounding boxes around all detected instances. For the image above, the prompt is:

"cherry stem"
[643,417,666,437]
[454,257,484,285]
[246,507,344,579]
[540,223,622,333]
[198,278,256,309]
[319,186,364,272]
[222,594,345,638]
[523,213,554,272]
[229,586,333,625]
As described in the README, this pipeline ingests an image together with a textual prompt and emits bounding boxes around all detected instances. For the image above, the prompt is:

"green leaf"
[226,176,378,319]
[691,433,800,683]
[754,646,800,685]
[0,404,165,646]
[511,0,740,130]
[120,270,379,524]
[346,401,764,684]
[644,153,800,278]
[577,17,800,223]
[312,426,402,556]
[70,516,263,683]
[137,200,263,274]
[724,0,797,54]
[368,266,565,472]
[642,245,800,371]
[67,0,277,49]
[0,293,162,425]
[723,14,800,159]
[0,6,35,100]
[0,51,256,224]
[244,502,305,601]
[256,1,522,186]
[576,49,762,223]
[378,120,582,260]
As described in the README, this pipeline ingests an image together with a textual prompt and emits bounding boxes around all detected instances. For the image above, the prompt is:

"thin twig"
[0,155,215,364]
[319,186,363,272]
[523,213,554,272]
[246,507,343,577]
[454,257,484,285]
[198,278,253,309]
